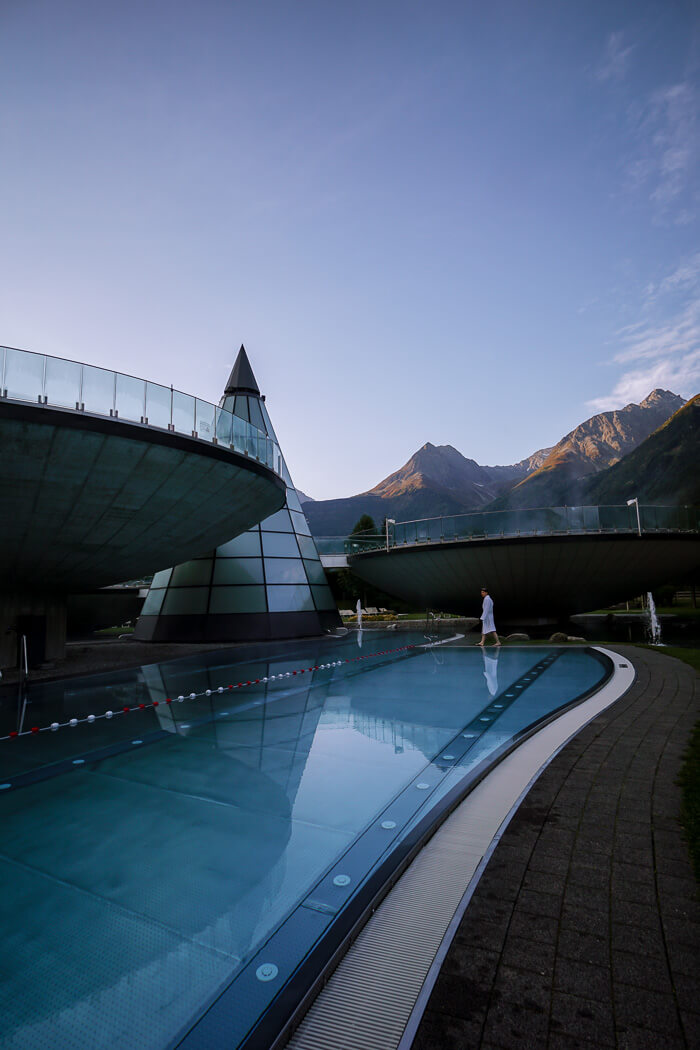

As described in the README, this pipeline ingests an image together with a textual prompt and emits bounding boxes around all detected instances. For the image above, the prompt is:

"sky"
[1,0,698,499]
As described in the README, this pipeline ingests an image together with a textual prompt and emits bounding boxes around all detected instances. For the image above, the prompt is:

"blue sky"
[1,0,698,499]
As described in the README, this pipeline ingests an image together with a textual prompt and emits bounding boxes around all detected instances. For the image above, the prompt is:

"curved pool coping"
[275,646,635,1050]
[174,645,625,1050]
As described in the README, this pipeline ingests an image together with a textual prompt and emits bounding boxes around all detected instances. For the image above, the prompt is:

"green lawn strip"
[678,719,700,884]
[589,607,700,619]
[634,645,700,883]
[633,645,700,673]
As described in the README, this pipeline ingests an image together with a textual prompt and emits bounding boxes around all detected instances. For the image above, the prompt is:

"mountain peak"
[639,388,684,409]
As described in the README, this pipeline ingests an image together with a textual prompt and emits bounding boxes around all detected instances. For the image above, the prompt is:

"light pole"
[386,518,395,553]
[627,497,641,537]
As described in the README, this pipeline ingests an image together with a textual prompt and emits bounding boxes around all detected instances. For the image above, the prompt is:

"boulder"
[567,636,587,643]
[549,631,569,643]
[507,632,530,641]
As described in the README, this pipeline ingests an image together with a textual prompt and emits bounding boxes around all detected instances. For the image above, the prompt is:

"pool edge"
[279,646,635,1050]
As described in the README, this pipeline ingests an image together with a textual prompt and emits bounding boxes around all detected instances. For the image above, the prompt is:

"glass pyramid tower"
[134,347,341,642]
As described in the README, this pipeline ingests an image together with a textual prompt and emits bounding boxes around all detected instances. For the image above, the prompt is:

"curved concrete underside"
[348,533,700,619]
[0,403,286,592]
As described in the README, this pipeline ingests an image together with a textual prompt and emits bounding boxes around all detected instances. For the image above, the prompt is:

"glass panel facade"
[303,559,328,585]
[150,568,173,588]
[259,401,278,441]
[161,587,209,615]
[218,532,262,557]
[262,533,300,558]
[170,561,213,586]
[297,535,318,560]
[311,584,336,610]
[234,395,249,421]
[213,559,265,585]
[262,509,294,532]
[140,588,166,615]
[266,585,314,613]
[209,586,267,614]
[286,488,303,513]
[290,510,311,535]
[248,397,265,431]
[264,559,307,584]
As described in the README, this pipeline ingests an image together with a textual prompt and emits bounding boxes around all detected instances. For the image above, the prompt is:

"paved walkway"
[412,646,699,1050]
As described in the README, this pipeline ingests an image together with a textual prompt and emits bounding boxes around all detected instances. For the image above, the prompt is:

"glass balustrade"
[339,503,698,556]
[0,344,282,475]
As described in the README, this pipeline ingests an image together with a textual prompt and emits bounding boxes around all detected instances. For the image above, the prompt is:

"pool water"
[0,634,610,1050]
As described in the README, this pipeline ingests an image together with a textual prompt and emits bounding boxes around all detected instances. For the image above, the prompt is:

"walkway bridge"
[317,506,700,621]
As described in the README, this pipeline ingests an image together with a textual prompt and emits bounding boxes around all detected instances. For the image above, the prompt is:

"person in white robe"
[478,587,500,647]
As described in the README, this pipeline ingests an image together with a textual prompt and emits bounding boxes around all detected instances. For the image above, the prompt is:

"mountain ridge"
[301,389,687,535]
[488,388,685,510]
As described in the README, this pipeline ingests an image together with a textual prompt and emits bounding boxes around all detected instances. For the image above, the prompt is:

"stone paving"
[412,646,699,1049]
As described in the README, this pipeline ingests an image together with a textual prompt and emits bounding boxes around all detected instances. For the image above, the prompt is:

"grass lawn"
[590,607,700,620]
[634,645,700,673]
[635,645,699,882]
[679,719,700,883]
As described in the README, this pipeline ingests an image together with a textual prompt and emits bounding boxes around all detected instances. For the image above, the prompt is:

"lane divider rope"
[0,645,417,742]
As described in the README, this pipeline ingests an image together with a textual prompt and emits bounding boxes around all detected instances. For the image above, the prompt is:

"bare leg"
[478,634,485,647]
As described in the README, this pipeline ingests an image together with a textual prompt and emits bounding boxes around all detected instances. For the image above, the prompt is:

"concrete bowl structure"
[0,402,285,591]
[348,525,700,623]
[0,346,287,665]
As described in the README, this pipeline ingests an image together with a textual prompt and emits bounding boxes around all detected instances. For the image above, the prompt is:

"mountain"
[581,394,700,505]
[301,389,687,536]
[368,443,523,503]
[297,490,314,504]
[485,389,686,511]
[302,442,546,535]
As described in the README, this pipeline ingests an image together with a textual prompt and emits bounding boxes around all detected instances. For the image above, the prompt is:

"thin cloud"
[626,80,699,220]
[614,298,700,363]
[595,31,635,83]
[588,256,700,411]
[587,352,699,412]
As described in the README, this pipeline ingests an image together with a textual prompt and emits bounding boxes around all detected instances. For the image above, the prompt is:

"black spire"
[224,344,260,397]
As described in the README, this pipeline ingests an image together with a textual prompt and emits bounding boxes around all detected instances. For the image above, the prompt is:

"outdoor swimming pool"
[0,633,611,1049]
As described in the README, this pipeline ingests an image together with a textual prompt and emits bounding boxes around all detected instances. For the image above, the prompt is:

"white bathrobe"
[481,594,496,634]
